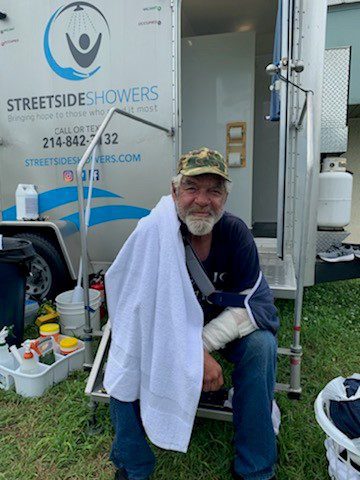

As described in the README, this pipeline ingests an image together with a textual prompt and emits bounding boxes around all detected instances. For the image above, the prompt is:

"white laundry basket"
[55,289,101,337]
[315,385,360,480]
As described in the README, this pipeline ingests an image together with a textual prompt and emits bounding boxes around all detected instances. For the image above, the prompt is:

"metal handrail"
[290,90,315,391]
[76,106,174,366]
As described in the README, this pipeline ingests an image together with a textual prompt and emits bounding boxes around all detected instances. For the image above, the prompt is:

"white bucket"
[55,289,101,337]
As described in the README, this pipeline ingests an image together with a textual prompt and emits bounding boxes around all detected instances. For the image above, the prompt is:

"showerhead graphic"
[44,2,110,81]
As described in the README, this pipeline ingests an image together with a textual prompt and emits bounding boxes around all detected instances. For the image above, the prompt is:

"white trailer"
[0,0,356,398]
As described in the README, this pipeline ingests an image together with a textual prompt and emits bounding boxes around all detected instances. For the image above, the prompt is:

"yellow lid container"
[59,336,78,355]
[40,323,60,337]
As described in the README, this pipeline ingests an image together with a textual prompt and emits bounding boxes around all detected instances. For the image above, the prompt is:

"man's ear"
[171,183,177,200]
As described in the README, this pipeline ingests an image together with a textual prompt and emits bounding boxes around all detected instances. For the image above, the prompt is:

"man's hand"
[203,349,224,392]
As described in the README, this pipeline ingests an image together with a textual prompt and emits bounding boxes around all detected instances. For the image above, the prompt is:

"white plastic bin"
[55,289,101,337]
[0,355,16,390]
[52,353,69,384]
[13,363,52,397]
[0,338,85,397]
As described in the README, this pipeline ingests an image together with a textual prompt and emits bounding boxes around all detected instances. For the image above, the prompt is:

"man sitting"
[104,148,279,480]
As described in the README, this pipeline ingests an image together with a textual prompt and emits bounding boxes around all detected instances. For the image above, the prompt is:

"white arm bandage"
[202,307,258,352]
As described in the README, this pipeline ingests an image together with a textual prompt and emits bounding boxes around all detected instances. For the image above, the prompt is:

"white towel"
[104,195,204,453]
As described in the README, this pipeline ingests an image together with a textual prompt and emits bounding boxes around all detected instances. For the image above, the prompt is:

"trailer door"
[277,0,327,285]
[0,0,179,264]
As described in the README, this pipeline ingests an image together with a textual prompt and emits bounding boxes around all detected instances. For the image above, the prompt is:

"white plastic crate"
[0,336,85,397]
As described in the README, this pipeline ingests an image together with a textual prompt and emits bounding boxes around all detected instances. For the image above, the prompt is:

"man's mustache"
[187,209,215,216]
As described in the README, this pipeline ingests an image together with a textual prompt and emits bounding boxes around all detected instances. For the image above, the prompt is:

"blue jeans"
[222,330,277,480]
[110,329,277,480]
[110,397,156,480]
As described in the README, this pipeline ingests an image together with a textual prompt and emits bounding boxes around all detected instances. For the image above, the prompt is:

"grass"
[0,279,359,480]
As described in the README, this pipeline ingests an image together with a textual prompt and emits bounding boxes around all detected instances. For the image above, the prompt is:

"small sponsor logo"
[0,38,19,47]
[91,169,100,181]
[81,169,100,181]
[63,170,74,182]
[138,20,161,26]
[0,27,15,35]
[143,5,162,11]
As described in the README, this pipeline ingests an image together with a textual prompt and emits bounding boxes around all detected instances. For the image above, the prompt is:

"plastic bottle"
[21,341,42,374]
[39,323,60,342]
[10,341,42,375]
[59,336,79,355]
[0,327,13,369]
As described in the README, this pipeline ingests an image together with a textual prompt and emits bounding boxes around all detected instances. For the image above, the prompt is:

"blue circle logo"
[44,2,110,81]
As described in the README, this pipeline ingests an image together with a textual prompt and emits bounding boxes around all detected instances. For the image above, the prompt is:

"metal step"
[88,373,297,421]
[259,251,297,299]
[86,324,301,416]
[87,373,297,421]
[255,239,296,298]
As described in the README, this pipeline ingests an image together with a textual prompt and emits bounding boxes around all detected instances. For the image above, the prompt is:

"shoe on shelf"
[318,244,355,263]
[115,468,128,480]
[230,462,276,480]
[353,245,360,259]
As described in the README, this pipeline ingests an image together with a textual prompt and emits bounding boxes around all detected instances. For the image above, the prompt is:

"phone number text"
[43,133,118,149]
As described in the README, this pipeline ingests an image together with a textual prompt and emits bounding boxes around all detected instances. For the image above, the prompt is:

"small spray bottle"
[20,340,42,374]
[10,341,42,374]
[0,327,13,369]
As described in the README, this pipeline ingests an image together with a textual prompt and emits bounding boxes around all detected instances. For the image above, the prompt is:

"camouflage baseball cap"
[177,147,231,181]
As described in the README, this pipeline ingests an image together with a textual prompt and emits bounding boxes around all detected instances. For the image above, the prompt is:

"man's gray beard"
[184,209,224,236]
[174,198,224,236]
[185,214,216,236]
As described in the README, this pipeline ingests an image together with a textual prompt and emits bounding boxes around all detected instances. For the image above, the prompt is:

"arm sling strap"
[182,234,247,309]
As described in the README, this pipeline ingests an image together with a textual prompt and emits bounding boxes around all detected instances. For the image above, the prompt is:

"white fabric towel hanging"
[104,195,204,453]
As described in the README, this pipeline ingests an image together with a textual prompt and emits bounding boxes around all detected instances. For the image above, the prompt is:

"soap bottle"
[0,327,13,369]
[19,341,42,374]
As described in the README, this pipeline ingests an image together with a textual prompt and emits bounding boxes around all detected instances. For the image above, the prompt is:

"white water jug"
[16,184,39,220]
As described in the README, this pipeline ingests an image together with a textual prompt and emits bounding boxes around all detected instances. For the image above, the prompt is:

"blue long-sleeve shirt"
[187,212,279,334]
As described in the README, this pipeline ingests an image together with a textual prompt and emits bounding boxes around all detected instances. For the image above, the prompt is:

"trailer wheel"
[13,233,71,301]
